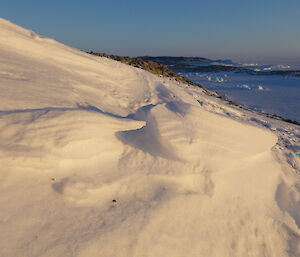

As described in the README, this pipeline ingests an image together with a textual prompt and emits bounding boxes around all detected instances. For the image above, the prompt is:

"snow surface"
[0,18,300,257]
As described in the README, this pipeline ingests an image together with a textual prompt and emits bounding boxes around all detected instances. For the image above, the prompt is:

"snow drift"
[0,18,300,257]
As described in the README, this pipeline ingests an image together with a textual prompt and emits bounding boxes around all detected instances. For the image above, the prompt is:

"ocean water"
[183,72,300,123]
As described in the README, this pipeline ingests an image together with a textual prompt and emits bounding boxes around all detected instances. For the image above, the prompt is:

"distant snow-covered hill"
[0,18,300,257]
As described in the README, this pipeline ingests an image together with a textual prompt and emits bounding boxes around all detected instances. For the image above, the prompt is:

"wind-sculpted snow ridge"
[0,18,300,257]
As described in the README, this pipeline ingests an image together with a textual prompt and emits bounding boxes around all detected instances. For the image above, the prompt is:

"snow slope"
[0,18,300,257]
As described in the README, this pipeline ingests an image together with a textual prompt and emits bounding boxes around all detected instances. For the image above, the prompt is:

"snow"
[0,18,300,257]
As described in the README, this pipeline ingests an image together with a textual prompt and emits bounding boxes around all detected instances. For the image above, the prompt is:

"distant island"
[90,53,300,77]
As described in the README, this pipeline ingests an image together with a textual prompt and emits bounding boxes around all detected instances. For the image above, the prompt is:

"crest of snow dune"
[0,18,300,257]
[0,18,168,117]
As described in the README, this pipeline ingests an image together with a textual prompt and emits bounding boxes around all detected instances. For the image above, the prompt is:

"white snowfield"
[0,18,300,257]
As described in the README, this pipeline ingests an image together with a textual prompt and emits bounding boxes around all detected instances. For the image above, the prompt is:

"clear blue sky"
[1,0,300,63]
